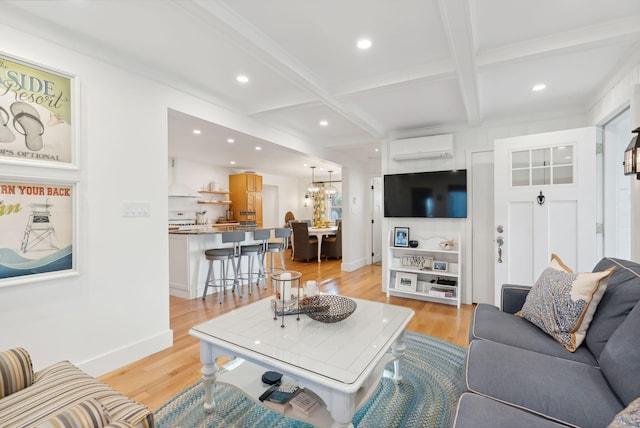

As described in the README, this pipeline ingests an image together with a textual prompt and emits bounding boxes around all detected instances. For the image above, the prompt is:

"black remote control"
[258,383,280,402]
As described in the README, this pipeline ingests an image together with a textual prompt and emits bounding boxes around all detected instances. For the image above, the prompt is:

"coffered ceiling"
[3,0,640,177]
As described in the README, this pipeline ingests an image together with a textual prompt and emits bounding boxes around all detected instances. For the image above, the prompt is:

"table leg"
[328,390,356,428]
[200,341,218,413]
[317,233,323,262]
[391,330,407,384]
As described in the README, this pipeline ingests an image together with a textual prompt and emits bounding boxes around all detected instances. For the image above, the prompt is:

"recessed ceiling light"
[255,146,262,151]
[236,75,249,83]
[192,129,201,135]
[230,161,236,165]
[227,138,235,143]
[375,148,379,152]
[532,83,546,92]
[319,120,328,127]
[357,38,372,50]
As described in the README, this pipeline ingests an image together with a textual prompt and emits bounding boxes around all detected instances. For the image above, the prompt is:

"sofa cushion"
[470,304,597,365]
[453,393,568,428]
[0,348,34,399]
[518,254,612,351]
[586,257,640,360]
[35,398,111,428]
[599,301,640,406]
[608,396,640,428]
[465,339,623,428]
[0,360,153,428]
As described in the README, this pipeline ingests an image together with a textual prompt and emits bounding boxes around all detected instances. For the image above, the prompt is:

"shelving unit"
[197,190,232,205]
[386,232,461,308]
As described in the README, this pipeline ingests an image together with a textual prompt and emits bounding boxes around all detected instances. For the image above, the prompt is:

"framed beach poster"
[0,52,76,168]
[0,178,77,287]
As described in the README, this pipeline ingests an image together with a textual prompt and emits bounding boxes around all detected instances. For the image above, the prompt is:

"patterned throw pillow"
[0,347,34,399]
[518,254,613,352]
[608,396,640,427]
[35,398,111,428]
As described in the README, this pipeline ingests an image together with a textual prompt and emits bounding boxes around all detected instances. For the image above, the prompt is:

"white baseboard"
[77,329,174,377]
[341,257,367,272]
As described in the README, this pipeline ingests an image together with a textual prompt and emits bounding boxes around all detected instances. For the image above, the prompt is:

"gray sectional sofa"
[453,257,640,428]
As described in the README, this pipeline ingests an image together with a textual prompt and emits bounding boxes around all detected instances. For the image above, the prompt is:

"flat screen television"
[384,170,467,218]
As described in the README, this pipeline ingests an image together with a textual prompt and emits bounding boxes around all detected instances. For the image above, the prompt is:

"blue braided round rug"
[154,332,465,428]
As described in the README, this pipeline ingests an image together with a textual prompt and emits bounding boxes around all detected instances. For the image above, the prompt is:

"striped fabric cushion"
[35,398,110,428]
[0,360,153,428]
[0,348,34,399]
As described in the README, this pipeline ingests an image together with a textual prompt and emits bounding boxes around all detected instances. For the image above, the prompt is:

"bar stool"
[201,231,245,303]
[267,228,290,275]
[237,229,269,294]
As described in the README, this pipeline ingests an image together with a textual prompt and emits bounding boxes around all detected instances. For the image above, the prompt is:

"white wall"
[169,158,233,223]
[0,21,323,376]
[631,85,640,261]
[0,23,173,375]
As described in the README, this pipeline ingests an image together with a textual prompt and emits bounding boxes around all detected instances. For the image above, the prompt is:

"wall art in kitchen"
[0,178,76,287]
[0,52,76,168]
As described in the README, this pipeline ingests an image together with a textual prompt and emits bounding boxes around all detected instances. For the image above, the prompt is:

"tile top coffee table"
[190,296,414,428]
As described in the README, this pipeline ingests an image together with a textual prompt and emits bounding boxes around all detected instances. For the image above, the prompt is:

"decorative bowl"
[409,240,419,248]
[301,295,357,323]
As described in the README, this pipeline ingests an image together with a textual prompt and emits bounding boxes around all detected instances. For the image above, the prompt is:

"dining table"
[306,225,338,262]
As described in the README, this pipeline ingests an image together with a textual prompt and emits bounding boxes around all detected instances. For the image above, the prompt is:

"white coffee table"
[190,296,414,428]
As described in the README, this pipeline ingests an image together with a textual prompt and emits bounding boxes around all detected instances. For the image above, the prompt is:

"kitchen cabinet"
[229,173,263,226]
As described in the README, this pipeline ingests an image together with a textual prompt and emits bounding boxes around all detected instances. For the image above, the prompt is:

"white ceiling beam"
[437,0,481,125]
[477,14,640,69]
[185,0,385,139]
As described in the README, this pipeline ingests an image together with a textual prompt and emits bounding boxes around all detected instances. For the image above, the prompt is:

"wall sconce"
[303,194,310,207]
[624,127,640,179]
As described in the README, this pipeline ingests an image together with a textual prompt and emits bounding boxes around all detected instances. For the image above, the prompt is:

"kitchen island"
[169,226,267,300]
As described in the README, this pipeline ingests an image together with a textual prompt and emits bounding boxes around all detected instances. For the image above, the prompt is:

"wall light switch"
[123,201,151,217]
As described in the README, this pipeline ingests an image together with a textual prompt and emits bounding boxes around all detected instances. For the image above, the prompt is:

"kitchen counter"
[168,227,269,299]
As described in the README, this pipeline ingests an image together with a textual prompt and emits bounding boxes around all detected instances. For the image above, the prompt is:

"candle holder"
[271,270,302,327]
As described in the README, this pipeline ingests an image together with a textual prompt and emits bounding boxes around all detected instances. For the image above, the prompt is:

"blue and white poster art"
[0,181,73,284]
[0,53,73,166]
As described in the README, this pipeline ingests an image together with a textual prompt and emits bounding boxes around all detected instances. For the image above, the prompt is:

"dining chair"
[322,221,342,259]
[291,222,318,262]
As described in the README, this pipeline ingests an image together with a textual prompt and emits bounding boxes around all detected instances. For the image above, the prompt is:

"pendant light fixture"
[326,170,338,196]
[307,166,320,195]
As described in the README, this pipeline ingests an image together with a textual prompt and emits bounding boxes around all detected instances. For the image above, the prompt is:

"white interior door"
[371,177,382,264]
[471,150,495,304]
[494,127,599,306]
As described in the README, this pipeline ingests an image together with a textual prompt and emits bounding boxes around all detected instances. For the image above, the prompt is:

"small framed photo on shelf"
[433,261,448,272]
[394,227,410,247]
[395,272,417,292]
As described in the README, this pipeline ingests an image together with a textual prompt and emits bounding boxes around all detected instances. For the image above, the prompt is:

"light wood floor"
[99,250,475,411]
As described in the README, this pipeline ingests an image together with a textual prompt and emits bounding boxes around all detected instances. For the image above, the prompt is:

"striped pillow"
[0,347,34,399]
[35,398,111,428]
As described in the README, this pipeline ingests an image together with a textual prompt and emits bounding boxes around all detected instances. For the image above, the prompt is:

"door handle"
[496,236,504,263]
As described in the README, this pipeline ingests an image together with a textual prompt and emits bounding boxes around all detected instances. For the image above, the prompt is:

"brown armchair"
[322,222,342,259]
[291,221,318,262]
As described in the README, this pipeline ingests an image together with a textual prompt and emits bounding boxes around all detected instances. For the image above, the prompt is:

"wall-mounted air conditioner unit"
[392,150,451,161]
[390,135,454,162]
